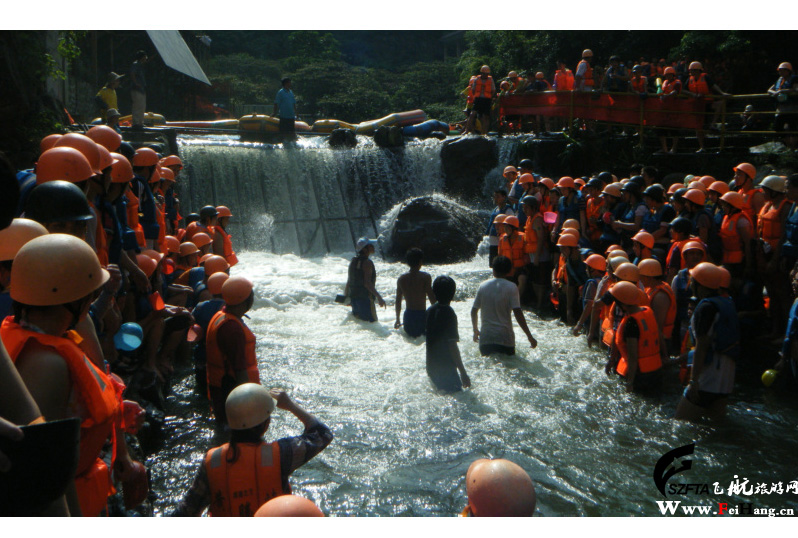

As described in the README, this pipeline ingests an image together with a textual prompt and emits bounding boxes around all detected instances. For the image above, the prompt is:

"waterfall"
[176,136,450,257]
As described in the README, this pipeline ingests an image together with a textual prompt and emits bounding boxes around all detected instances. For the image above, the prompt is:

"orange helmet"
[54,133,102,174]
[605,244,622,255]
[562,218,580,230]
[11,234,109,306]
[149,165,162,184]
[585,254,607,272]
[159,167,175,182]
[610,280,642,305]
[96,144,117,172]
[199,253,214,265]
[132,147,160,167]
[503,216,520,228]
[519,173,535,185]
[681,241,706,257]
[480,65,490,73]
[35,147,94,184]
[602,184,622,198]
[85,125,122,152]
[778,62,793,72]
[614,262,640,283]
[720,191,744,210]
[608,256,628,272]
[500,81,510,90]
[39,133,62,153]
[689,61,703,71]
[557,233,578,247]
[465,459,536,517]
[191,232,212,248]
[0,218,49,262]
[535,72,544,80]
[663,67,676,76]
[556,176,575,189]
[689,262,722,289]
[254,495,324,517]
[164,235,180,253]
[493,214,507,225]
[708,181,730,195]
[109,152,134,183]
[734,162,756,180]
[561,227,580,239]
[160,155,183,170]
[142,248,164,263]
[698,175,716,188]
[637,258,663,277]
[539,178,555,190]
[203,255,229,276]
[503,165,518,176]
[136,254,158,278]
[574,178,586,188]
[717,266,731,289]
[179,242,199,256]
[667,183,684,195]
[582,49,593,58]
[683,189,706,207]
[608,249,628,261]
[687,181,708,192]
[222,275,254,306]
[632,231,655,249]
[216,206,233,218]
[207,272,229,296]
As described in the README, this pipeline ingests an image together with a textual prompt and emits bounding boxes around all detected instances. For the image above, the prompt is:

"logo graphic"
[654,443,695,497]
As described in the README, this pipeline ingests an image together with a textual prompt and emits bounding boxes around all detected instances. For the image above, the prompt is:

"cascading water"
[148,134,798,517]
[178,135,448,256]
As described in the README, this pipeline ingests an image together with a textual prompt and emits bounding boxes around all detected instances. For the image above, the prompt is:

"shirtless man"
[395,248,435,337]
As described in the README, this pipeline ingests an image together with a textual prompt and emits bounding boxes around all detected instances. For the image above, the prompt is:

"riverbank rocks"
[441,135,497,201]
[378,194,484,264]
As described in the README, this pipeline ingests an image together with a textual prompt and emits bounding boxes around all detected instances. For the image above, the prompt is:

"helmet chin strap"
[62,297,90,331]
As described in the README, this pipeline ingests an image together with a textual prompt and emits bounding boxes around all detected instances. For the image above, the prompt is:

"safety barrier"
[500,91,798,150]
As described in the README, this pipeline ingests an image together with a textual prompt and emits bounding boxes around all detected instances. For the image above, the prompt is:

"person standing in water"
[394,248,435,337]
[346,238,385,322]
[425,276,470,392]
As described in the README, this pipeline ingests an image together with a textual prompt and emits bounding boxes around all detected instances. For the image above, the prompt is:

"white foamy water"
[151,250,798,516]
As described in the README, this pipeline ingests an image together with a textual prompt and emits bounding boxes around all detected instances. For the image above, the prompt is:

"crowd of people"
[460,55,797,149]
[0,128,538,517]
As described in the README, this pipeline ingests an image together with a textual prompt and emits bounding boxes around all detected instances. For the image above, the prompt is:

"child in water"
[425,276,470,392]
[394,248,435,337]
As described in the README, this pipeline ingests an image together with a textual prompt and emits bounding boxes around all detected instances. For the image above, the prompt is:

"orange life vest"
[644,282,677,339]
[577,60,594,87]
[718,211,752,264]
[216,226,239,267]
[739,185,762,226]
[687,73,710,100]
[204,442,285,517]
[1,318,119,516]
[601,303,616,347]
[661,78,681,95]
[499,231,526,269]
[554,69,574,91]
[155,204,167,253]
[125,189,146,248]
[757,198,789,250]
[630,76,647,93]
[614,307,662,376]
[585,197,603,241]
[205,310,260,390]
[523,214,541,255]
[470,76,495,99]
[665,237,693,271]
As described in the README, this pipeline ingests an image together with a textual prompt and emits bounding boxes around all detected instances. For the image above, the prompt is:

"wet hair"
[491,255,512,275]
[135,50,147,60]
[522,196,540,213]
[281,77,291,87]
[227,421,269,464]
[406,248,423,268]
[432,275,456,305]
[494,188,508,197]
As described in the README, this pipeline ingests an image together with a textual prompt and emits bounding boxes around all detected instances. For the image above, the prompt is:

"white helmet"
[225,383,275,430]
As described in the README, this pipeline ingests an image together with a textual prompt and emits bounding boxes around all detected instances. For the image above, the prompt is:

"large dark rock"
[374,125,404,147]
[328,128,357,148]
[441,135,497,201]
[378,195,484,264]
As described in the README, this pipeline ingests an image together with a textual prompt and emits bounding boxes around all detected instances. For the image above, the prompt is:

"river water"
[147,136,798,517]
[149,251,798,517]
